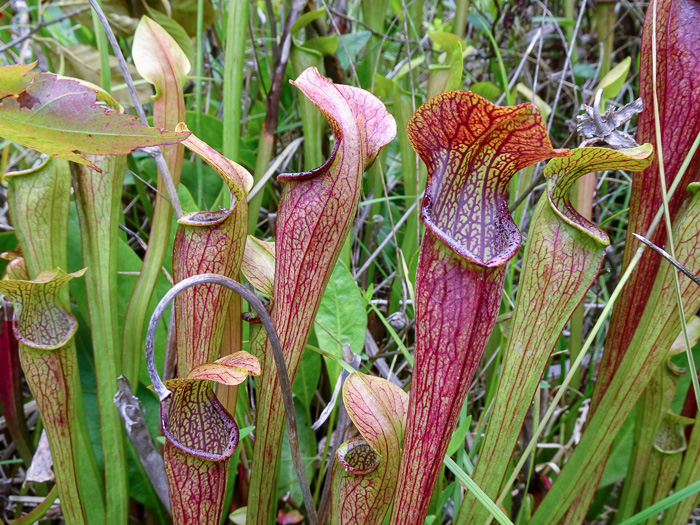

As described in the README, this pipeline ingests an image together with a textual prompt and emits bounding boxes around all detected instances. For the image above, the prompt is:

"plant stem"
[218,0,250,415]
[71,155,129,525]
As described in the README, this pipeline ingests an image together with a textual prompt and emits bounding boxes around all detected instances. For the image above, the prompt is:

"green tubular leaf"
[531,184,700,524]
[0,269,90,525]
[71,154,129,524]
[464,144,653,525]
[659,410,700,525]
[618,324,694,520]
[0,64,187,168]
[545,145,654,243]
[122,15,188,385]
[241,235,276,299]
[290,44,325,173]
[5,153,105,523]
[621,478,700,525]
[133,16,191,98]
[246,67,396,525]
[172,127,252,376]
[330,373,409,525]
[6,157,71,281]
[654,412,694,454]
[596,56,632,99]
[0,269,83,349]
[393,92,563,525]
[594,0,700,415]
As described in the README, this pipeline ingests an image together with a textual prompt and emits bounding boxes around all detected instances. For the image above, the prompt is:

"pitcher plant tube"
[391,91,565,525]
[457,144,653,524]
[246,67,396,525]
[145,274,319,524]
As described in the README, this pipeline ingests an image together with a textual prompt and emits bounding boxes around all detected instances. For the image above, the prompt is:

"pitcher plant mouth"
[144,273,319,522]
[456,144,654,525]
[391,90,565,525]
[408,90,567,269]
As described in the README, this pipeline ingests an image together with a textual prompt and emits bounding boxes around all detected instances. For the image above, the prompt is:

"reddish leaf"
[0,313,32,466]
[595,0,700,408]
[247,67,396,524]
[161,378,238,524]
[172,127,252,376]
[0,63,188,170]
[392,91,563,525]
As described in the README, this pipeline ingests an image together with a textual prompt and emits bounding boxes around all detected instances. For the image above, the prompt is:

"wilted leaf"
[0,64,188,170]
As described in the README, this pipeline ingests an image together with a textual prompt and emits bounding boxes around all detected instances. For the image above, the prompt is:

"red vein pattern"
[246,67,395,525]
[532,183,700,524]
[457,146,653,525]
[161,379,239,524]
[331,373,408,525]
[0,63,187,169]
[173,132,251,376]
[593,0,700,410]
[391,92,563,525]
[0,270,87,524]
[167,136,252,522]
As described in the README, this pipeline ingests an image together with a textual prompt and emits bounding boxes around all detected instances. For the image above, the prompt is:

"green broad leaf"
[428,31,466,57]
[148,0,216,37]
[596,56,632,100]
[337,30,372,70]
[573,63,597,79]
[291,8,326,36]
[292,348,322,414]
[314,261,368,385]
[184,111,224,152]
[0,231,19,277]
[303,35,339,57]
[447,415,472,456]
[0,64,188,169]
[469,81,501,101]
[278,400,316,503]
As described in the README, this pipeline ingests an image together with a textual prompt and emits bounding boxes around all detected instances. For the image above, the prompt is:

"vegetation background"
[0,0,699,523]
